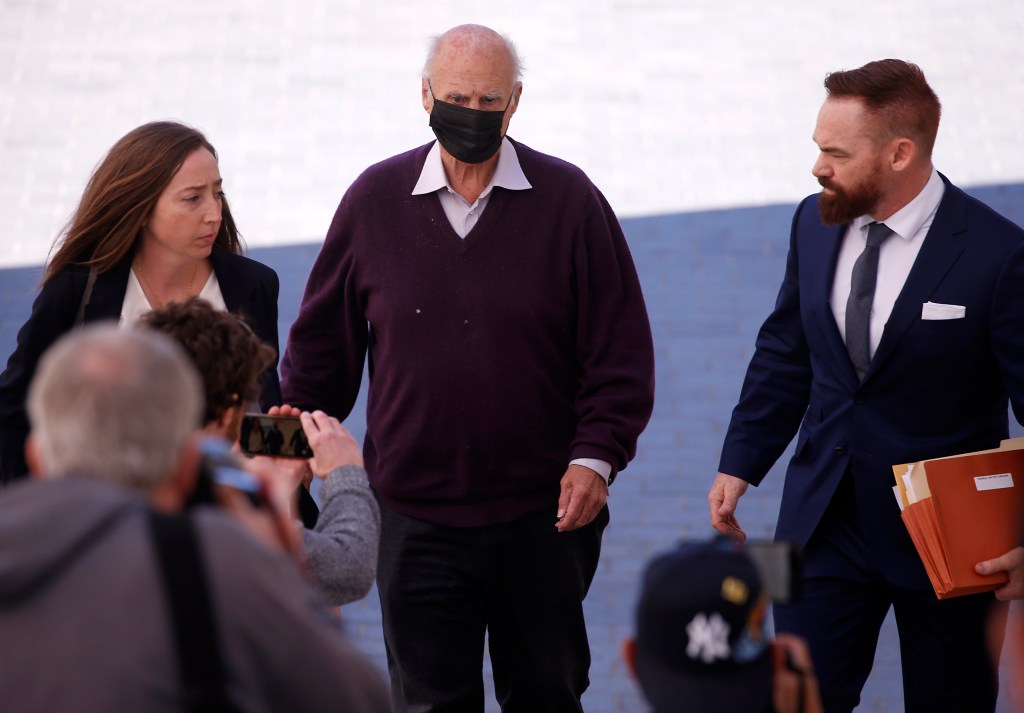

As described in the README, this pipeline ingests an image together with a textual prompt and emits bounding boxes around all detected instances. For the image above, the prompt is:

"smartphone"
[744,540,803,604]
[238,413,311,459]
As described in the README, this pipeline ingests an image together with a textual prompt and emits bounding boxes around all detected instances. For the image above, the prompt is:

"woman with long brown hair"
[0,121,283,486]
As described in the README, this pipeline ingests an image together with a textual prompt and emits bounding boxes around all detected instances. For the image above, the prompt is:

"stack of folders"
[893,438,1024,600]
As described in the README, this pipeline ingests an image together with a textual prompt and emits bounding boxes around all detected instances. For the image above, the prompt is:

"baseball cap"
[631,538,773,713]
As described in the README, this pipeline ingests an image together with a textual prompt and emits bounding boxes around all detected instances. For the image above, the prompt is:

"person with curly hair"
[141,297,379,606]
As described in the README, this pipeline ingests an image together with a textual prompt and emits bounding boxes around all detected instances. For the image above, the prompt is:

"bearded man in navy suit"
[708,59,1024,713]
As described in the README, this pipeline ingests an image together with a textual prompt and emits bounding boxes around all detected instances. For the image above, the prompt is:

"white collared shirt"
[411,137,532,238]
[410,138,612,484]
[830,168,945,358]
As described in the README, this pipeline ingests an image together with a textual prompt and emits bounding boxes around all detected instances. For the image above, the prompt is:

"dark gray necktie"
[845,221,895,380]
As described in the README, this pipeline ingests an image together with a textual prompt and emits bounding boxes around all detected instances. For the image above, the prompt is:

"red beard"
[817,170,884,225]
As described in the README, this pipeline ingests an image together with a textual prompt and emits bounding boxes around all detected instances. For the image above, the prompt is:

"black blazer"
[0,248,282,483]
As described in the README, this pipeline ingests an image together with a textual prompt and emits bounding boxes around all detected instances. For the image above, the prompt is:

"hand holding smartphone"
[299,410,364,474]
[240,407,363,474]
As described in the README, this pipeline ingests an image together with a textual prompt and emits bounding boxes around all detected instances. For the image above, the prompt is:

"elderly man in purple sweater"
[281,23,655,712]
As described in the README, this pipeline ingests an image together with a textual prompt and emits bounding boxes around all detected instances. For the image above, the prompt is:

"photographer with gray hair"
[0,325,389,713]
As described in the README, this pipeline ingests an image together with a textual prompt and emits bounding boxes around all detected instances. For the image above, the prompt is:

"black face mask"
[428,86,513,164]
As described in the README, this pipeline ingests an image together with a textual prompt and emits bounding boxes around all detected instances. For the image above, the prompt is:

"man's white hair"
[421,24,524,83]
[27,324,203,492]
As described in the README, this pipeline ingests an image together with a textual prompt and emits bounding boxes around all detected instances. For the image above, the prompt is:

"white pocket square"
[921,301,966,320]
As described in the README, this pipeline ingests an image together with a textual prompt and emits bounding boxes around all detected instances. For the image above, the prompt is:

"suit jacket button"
[854,396,866,405]
[835,446,847,455]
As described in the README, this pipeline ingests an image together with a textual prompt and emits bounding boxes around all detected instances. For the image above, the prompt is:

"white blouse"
[120,268,227,328]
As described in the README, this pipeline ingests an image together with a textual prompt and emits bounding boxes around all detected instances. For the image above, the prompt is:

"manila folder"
[916,447,1024,599]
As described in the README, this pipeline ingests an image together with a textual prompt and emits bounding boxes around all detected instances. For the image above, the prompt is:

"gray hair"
[421,24,524,83]
[27,324,203,492]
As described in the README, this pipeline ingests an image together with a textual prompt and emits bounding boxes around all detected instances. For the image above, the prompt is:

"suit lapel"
[799,207,859,384]
[866,179,967,379]
[82,248,258,323]
[83,255,132,322]
[819,227,859,382]
[82,249,254,321]
[210,249,248,314]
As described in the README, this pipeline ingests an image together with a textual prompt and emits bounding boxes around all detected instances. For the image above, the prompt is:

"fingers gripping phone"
[238,413,312,459]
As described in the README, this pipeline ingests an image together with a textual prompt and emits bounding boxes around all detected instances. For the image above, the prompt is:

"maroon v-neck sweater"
[282,138,654,526]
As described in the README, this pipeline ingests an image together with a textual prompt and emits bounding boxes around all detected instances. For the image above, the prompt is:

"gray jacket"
[302,464,380,605]
[0,477,390,713]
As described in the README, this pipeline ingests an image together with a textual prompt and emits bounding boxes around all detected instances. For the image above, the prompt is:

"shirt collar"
[852,167,944,241]
[411,136,532,196]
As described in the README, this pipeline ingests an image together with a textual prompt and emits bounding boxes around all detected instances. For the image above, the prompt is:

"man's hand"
[300,410,363,475]
[556,464,608,532]
[708,471,749,542]
[976,546,1024,600]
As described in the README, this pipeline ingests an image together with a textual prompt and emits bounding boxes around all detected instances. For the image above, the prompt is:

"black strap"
[148,510,238,713]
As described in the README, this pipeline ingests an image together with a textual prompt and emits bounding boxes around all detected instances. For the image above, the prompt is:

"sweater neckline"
[423,186,510,253]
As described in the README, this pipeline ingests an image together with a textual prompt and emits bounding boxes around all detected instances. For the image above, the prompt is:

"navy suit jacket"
[719,175,1024,588]
[0,248,282,483]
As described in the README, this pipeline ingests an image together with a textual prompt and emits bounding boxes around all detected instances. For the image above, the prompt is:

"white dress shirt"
[830,168,945,359]
[411,137,532,238]
[411,138,613,485]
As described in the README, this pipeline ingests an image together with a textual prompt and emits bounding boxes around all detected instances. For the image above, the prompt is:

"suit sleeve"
[718,199,814,485]
[568,184,655,480]
[0,270,86,482]
[280,191,368,420]
[989,239,1024,424]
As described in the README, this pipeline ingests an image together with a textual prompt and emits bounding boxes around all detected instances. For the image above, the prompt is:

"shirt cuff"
[570,458,612,485]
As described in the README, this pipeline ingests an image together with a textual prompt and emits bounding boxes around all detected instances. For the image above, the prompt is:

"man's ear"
[24,433,45,480]
[422,78,433,113]
[215,403,245,440]
[509,81,523,115]
[621,638,639,680]
[889,137,917,172]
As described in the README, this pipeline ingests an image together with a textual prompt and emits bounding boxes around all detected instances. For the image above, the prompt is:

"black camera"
[188,436,265,509]
[744,539,803,604]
